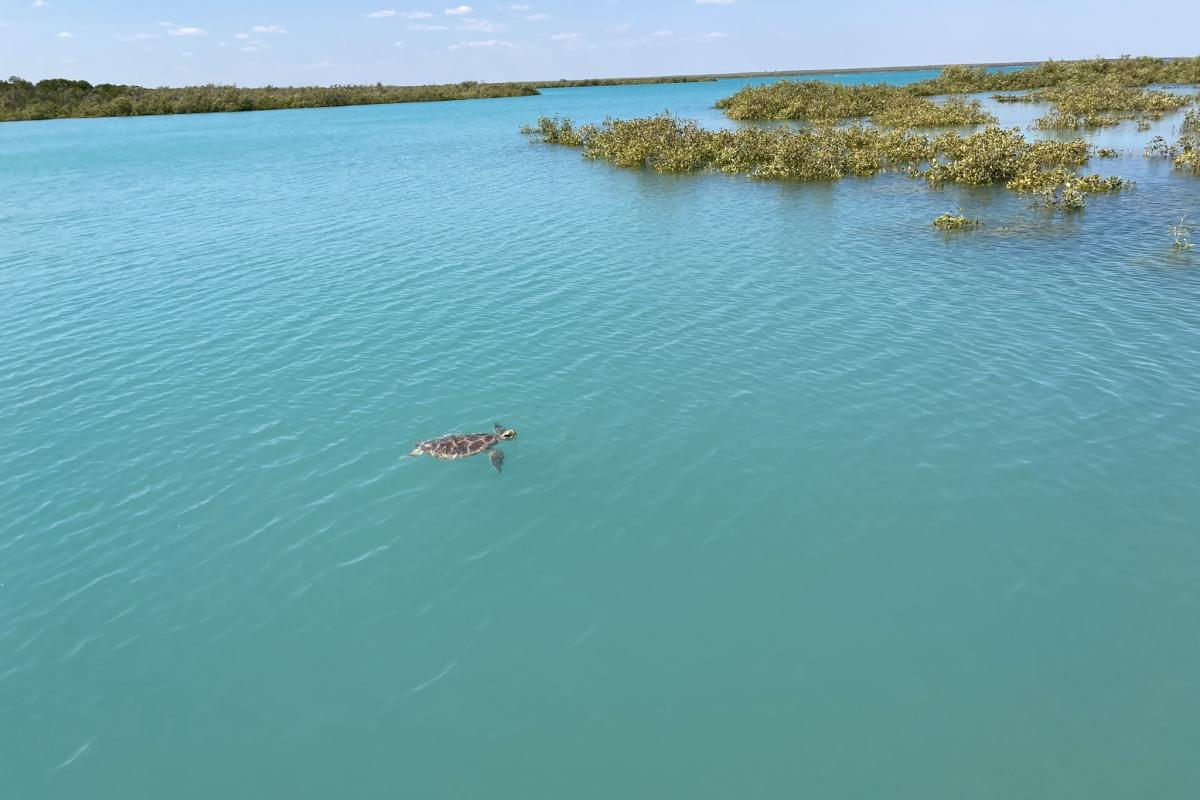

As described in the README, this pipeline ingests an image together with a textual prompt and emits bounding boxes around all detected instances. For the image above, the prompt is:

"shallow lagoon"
[2,72,1199,799]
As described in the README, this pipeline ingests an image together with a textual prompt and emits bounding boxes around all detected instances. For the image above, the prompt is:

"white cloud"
[448,38,513,49]
[444,5,473,14]
[501,3,530,9]
[701,31,728,39]
[610,22,631,32]
[252,24,286,33]
[217,40,228,47]
[651,30,674,38]
[550,32,579,42]
[181,51,193,56]
[241,44,268,52]
[458,17,503,32]
[409,23,448,29]
[368,9,434,18]
[32,0,48,7]
[157,21,176,27]
[168,26,207,36]
[57,30,73,38]
[394,40,405,47]
[524,12,548,20]
[233,33,250,39]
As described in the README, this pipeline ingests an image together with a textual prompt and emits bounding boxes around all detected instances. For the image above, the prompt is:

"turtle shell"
[424,433,497,460]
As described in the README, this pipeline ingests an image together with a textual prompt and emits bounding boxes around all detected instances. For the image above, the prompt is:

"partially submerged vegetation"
[1171,216,1195,249]
[933,211,981,230]
[715,81,995,126]
[523,115,1126,210]
[906,56,1200,96]
[522,56,1200,230]
[714,56,1199,132]
[1143,109,1200,172]
[1177,109,1200,172]
[994,79,1195,129]
[0,77,538,120]
[1185,108,1200,134]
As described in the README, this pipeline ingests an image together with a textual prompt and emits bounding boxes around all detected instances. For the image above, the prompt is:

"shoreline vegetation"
[528,58,1200,225]
[715,82,998,127]
[4,55,1198,122]
[521,56,1199,226]
[717,56,1200,128]
[0,78,539,121]
[522,116,1127,211]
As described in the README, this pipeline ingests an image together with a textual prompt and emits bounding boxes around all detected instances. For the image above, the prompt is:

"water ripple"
[2,79,1200,799]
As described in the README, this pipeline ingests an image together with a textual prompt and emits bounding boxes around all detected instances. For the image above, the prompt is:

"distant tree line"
[536,76,716,88]
[8,57,1196,123]
[0,77,540,121]
[0,74,731,122]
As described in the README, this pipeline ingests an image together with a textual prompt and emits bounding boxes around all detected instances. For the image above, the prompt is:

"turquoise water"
[3,73,1200,799]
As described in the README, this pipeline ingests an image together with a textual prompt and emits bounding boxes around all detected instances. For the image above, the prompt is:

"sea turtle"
[407,424,517,474]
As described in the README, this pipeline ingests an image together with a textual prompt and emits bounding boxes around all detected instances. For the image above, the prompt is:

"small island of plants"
[716,56,1200,131]
[522,115,1127,212]
[714,81,996,127]
[523,55,1200,231]
[933,211,981,230]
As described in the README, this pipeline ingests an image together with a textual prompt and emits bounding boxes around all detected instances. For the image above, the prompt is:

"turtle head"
[494,423,517,441]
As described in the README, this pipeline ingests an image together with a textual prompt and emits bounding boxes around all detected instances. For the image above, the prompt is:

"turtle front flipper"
[488,448,505,474]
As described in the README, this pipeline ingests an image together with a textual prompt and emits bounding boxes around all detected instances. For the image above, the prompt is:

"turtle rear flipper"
[488,448,504,474]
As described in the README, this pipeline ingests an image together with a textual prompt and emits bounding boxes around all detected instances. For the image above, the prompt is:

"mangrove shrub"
[0,77,539,121]
[523,115,1126,210]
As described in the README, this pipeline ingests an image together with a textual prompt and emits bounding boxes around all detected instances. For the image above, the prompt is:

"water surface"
[2,73,1200,799]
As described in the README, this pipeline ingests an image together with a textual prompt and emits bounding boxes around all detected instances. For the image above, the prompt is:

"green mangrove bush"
[933,211,981,230]
[1176,109,1200,172]
[523,115,1126,209]
[1144,111,1200,173]
[714,56,1199,133]
[1175,138,1200,172]
[714,80,995,127]
[0,76,539,121]
[923,127,1121,208]
[1024,78,1195,129]
[907,56,1200,96]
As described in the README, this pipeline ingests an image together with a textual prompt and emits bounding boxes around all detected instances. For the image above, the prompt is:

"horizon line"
[12,55,1194,90]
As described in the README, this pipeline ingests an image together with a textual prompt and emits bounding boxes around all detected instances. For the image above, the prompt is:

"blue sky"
[2,1,1198,86]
